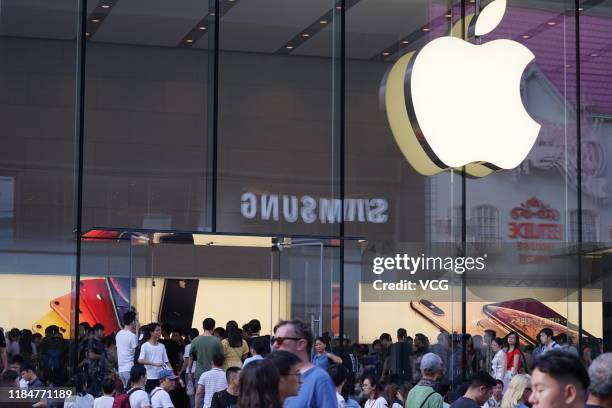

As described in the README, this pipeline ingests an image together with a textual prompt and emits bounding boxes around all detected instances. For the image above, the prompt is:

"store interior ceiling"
[1,0,611,60]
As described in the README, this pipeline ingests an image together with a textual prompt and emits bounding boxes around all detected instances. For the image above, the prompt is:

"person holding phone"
[138,323,170,393]
[504,332,523,390]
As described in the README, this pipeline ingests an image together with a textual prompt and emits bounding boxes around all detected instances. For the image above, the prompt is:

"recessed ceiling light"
[336,5,342,10]
[422,27,431,32]
[578,7,584,11]
[320,20,327,24]
[199,26,207,30]
[446,13,452,18]
[286,45,293,49]
[186,39,194,43]
[210,12,216,16]
[302,33,310,37]
[402,40,409,44]
[547,21,556,25]
[85,32,91,36]
[382,52,390,56]
[101,4,110,8]
[522,35,530,39]
[91,19,100,23]
[590,53,599,57]
[565,64,571,68]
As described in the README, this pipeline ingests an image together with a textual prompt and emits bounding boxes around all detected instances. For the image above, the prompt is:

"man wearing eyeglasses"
[272,319,338,407]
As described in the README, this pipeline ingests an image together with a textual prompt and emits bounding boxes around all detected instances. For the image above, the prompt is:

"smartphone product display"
[50,293,97,326]
[32,310,70,338]
[158,279,199,333]
[107,277,133,326]
[80,279,120,334]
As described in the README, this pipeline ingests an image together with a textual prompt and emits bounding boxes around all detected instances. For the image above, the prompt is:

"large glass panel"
[0,0,78,388]
[216,0,342,237]
[82,0,212,233]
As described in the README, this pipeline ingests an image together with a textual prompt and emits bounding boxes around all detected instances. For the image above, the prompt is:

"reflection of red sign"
[508,197,563,241]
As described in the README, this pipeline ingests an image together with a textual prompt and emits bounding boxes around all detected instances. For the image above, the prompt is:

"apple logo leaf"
[473,0,506,36]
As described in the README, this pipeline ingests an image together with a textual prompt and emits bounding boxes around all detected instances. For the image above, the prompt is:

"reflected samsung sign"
[240,192,389,224]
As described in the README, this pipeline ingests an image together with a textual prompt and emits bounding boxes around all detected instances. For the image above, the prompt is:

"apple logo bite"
[383,0,541,177]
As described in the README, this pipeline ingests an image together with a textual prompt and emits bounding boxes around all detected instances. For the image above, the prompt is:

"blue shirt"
[284,366,337,408]
[311,354,331,370]
[243,354,263,367]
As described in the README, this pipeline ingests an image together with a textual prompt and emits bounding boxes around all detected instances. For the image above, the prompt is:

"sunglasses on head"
[271,336,302,345]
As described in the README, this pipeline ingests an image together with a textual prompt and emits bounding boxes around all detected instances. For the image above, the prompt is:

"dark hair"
[468,371,497,390]
[8,328,20,341]
[379,333,392,342]
[18,330,33,357]
[32,333,42,342]
[372,339,381,347]
[397,328,407,340]
[188,328,200,340]
[203,318,216,331]
[540,328,554,338]
[212,353,225,367]
[249,319,262,333]
[102,377,115,394]
[214,327,227,340]
[273,319,314,352]
[492,337,504,348]
[79,322,91,332]
[363,375,382,399]
[227,325,244,348]
[532,350,589,395]
[484,329,497,338]
[129,364,147,386]
[45,325,60,336]
[238,360,282,408]
[72,373,88,395]
[495,379,504,389]
[226,320,239,332]
[20,362,36,373]
[103,334,116,348]
[505,331,520,350]
[9,354,24,366]
[250,337,268,356]
[327,364,348,387]
[265,350,301,376]
[123,311,137,326]
[226,366,241,382]
[161,323,173,334]
[1,370,19,387]
[92,323,105,333]
[556,333,569,344]
[314,337,328,349]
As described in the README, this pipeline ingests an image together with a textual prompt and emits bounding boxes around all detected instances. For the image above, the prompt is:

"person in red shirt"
[504,332,524,389]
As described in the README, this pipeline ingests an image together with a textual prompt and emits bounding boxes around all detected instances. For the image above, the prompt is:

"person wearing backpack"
[150,369,177,408]
[405,353,444,408]
[113,364,151,408]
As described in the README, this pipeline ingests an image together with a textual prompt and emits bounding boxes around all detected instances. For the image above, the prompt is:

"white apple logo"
[384,0,541,177]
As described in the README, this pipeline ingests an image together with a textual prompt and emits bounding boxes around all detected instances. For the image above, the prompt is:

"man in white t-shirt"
[195,353,228,408]
[138,323,170,393]
[93,378,116,408]
[116,311,139,388]
[150,369,177,408]
[128,364,151,408]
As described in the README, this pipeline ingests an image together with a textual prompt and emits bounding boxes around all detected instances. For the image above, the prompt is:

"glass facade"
[1,0,611,399]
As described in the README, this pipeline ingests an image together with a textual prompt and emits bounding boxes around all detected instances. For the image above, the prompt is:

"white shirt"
[364,396,388,408]
[93,395,115,408]
[198,368,228,408]
[116,329,138,373]
[490,349,506,380]
[129,388,152,408]
[150,387,174,408]
[64,394,95,408]
[242,354,263,367]
[183,343,196,373]
[139,342,169,380]
[336,392,346,408]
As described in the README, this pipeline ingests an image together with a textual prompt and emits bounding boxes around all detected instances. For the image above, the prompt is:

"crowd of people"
[0,313,611,408]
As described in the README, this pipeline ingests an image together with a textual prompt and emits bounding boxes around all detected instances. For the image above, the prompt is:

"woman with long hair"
[311,337,342,371]
[490,337,507,380]
[222,323,249,370]
[361,375,387,408]
[501,374,531,408]
[504,332,523,389]
[18,330,36,361]
[237,359,283,408]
